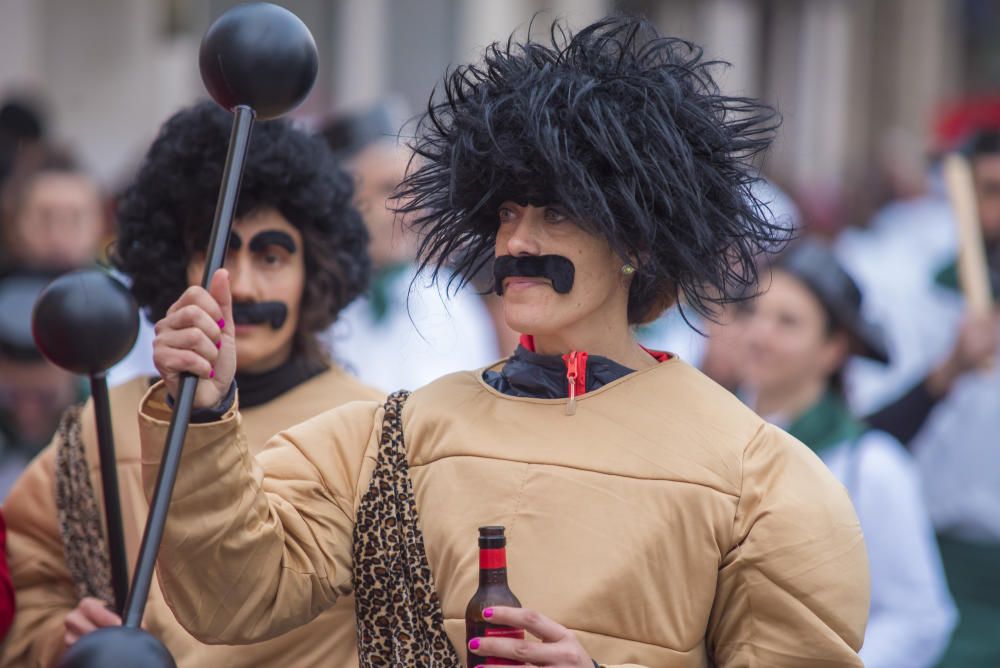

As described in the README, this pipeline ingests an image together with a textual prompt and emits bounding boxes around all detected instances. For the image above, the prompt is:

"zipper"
[563,350,587,416]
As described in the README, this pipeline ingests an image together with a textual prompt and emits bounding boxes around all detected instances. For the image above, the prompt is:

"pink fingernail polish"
[468,638,480,650]
[216,340,222,349]
[483,608,493,618]
[209,369,215,379]
[218,318,225,329]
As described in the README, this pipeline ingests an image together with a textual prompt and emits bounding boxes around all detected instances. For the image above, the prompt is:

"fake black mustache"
[493,255,575,296]
[232,302,288,330]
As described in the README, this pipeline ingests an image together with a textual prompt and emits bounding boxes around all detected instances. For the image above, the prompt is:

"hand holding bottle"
[467,606,595,668]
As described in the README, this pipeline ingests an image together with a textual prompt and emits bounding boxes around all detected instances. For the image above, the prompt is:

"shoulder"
[308,364,384,403]
[853,429,920,487]
[845,430,926,513]
[644,359,766,453]
[263,364,384,418]
[79,376,152,464]
[109,375,156,404]
[740,423,861,537]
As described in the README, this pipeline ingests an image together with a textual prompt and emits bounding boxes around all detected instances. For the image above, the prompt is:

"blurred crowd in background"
[0,1,999,666]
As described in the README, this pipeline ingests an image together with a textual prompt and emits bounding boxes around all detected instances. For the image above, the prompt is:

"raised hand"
[152,269,236,410]
[928,311,1000,396]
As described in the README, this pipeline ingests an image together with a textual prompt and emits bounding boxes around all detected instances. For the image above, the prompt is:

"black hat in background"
[320,97,408,160]
[0,269,60,361]
[772,240,890,364]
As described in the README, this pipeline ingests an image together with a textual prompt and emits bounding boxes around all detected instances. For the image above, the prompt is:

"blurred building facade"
[0,0,986,222]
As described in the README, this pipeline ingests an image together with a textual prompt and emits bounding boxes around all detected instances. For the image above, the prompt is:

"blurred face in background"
[348,140,415,269]
[973,153,1000,247]
[0,355,77,452]
[742,270,848,399]
[10,171,104,270]
[699,305,752,392]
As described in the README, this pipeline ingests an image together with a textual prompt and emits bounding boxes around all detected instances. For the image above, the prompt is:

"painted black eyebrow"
[228,232,243,251]
[248,230,297,254]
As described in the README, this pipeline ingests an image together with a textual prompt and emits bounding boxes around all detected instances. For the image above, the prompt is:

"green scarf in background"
[368,263,410,324]
[785,389,866,456]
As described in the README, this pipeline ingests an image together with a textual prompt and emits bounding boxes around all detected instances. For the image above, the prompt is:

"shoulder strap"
[53,404,115,604]
[353,390,461,667]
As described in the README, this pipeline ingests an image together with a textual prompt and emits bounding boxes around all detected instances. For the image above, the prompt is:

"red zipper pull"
[564,350,585,416]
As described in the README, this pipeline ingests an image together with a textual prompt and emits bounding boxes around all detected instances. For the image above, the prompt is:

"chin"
[234,347,263,372]
[503,304,558,337]
[234,337,273,369]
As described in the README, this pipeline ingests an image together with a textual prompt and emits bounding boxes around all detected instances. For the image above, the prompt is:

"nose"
[744,315,773,351]
[502,214,543,257]
[227,254,257,302]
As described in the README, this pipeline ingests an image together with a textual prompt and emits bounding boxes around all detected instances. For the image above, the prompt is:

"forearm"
[864,379,939,446]
[138,382,345,644]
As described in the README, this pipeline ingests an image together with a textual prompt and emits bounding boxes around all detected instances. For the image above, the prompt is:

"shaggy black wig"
[112,101,370,360]
[395,16,786,324]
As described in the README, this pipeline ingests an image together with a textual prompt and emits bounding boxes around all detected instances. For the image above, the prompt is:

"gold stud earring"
[621,264,636,276]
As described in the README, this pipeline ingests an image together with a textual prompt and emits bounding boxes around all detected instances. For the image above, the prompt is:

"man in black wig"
[139,18,869,667]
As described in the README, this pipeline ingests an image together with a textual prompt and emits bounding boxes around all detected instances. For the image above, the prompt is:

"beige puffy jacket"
[139,358,870,667]
[0,367,381,667]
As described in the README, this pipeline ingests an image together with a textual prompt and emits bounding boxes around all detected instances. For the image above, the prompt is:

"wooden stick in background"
[942,153,994,316]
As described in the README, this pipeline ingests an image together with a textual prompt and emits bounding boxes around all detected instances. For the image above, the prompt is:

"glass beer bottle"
[464,526,523,666]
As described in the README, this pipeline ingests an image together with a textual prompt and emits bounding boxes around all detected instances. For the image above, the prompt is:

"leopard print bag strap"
[353,390,462,667]
[54,403,115,604]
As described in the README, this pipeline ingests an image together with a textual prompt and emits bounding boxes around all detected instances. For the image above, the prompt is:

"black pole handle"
[88,373,129,615]
[122,105,255,628]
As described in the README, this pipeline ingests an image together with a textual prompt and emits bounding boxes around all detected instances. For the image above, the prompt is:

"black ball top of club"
[32,269,140,376]
[199,2,319,120]
[57,627,175,668]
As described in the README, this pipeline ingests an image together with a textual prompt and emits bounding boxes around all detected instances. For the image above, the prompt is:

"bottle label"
[483,626,525,666]
[479,548,506,570]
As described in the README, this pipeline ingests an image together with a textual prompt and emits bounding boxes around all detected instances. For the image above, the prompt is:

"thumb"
[209,268,233,333]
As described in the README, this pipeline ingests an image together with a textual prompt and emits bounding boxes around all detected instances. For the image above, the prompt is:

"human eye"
[257,247,288,269]
[777,312,799,329]
[544,206,568,223]
[498,206,517,223]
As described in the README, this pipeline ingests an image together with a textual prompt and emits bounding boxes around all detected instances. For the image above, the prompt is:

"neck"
[237,342,294,375]
[753,377,829,422]
[531,323,655,370]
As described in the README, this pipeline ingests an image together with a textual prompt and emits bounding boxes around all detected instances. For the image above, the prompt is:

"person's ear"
[819,330,850,377]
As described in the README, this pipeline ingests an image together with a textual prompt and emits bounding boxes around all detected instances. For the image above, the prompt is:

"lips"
[503,276,550,291]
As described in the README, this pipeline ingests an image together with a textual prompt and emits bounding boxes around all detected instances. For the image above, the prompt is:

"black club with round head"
[32,269,137,616]
[31,269,140,376]
[104,6,320,665]
[199,2,319,120]
[58,627,176,668]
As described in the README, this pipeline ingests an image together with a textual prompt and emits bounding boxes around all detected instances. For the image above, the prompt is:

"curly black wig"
[112,101,370,360]
[395,16,787,324]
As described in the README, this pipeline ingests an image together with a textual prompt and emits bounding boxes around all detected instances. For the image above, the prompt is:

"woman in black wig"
[139,19,870,667]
